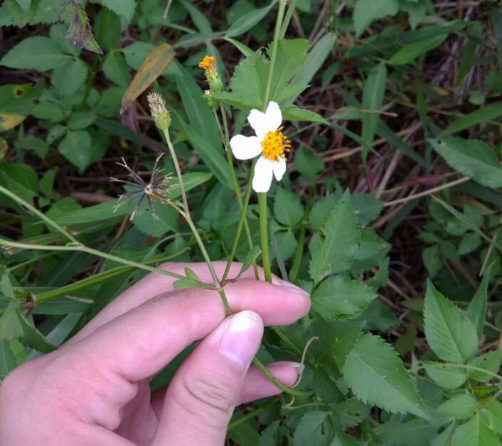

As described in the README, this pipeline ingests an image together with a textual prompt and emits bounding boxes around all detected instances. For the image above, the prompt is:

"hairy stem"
[258,193,272,282]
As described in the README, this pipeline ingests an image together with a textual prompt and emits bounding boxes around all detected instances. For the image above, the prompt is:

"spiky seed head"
[147,92,171,131]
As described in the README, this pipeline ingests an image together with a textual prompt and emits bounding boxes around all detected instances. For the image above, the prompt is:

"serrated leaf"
[451,412,500,446]
[293,411,333,446]
[312,276,376,321]
[294,146,324,182]
[343,334,429,418]
[15,0,31,12]
[58,129,92,174]
[59,0,102,54]
[309,191,360,284]
[0,36,70,71]
[100,0,136,21]
[353,0,399,37]
[429,137,502,189]
[423,361,468,389]
[0,340,17,378]
[52,58,88,96]
[483,400,502,435]
[121,43,175,113]
[274,188,304,227]
[376,420,441,446]
[309,194,339,231]
[439,394,478,420]
[468,350,501,382]
[424,280,479,363]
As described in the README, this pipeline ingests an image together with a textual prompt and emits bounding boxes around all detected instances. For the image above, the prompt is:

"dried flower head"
[111,154,173,221]
[147,92,171,130]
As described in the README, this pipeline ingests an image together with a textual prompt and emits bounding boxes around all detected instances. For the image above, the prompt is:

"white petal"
[230,135,262,160]
[247,109,269,141]
[252,156,274,193]
[265,101,282,132]
[272,158,287,181]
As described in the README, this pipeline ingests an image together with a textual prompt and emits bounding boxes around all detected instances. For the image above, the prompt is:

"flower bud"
[147,92,171,131]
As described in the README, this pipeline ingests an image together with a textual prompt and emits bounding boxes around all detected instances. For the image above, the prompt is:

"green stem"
[162,130,190,217]
[34,248,190,305]
[218,106,258,279]
[0,185,77,244]
[289,190,312,282]
[263,0,287,107]
[228,398,277,430]
[258,193,272,282]
[252,356,313,397]
[279,0,299,39]
[222,165,255,282]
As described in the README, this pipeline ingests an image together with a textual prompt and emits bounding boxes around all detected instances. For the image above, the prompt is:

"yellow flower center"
[198,55,217,77]
[261,127,291,161]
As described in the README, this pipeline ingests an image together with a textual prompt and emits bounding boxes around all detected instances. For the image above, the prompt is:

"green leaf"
[100,0,136,21]
[439,394,478,420]
[424,280,479,363]
[483,400,502,435]
[353,0,399,37]
[0,36,70,71]
[293,411,333,446]
[294,146,324,182]
[309,191,360,284]
[468,350,501,382]
[361,63,387,161]
[423,362,468,389]
[52,58,88,96]
[59,0,102,54]
[443,102,502,136]
[312,276,376,321]
[132,200,179,238]
[309,194,339,231]
[285,33,337,105]
[429,137,502,189]
[235,246,261,280]
[376,420,442,446]
[15,0,31,12]
[451,412,500,446]
[400,0,427,30]
[0,340,17,378]
[16,308,57,353]
[103,51,131,87]
[281,105,328,123]
[274,188,304,227]
[467,269,491,340]
[58,129,92,174]
[343,334,429,418]
[225,0,276,38]
[351,194,384,225]
[389,34,448,65]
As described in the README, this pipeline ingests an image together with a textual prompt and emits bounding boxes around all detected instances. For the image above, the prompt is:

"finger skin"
[150,362,299,418]
[153,311,264,446]
[73,262,281,342]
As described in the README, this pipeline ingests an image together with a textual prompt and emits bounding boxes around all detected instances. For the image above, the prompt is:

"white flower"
[230,101,291,193]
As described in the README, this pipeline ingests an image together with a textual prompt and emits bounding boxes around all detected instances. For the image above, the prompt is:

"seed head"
[147,92,171,131]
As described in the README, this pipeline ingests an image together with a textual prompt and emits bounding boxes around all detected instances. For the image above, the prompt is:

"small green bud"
[147,92,171,131]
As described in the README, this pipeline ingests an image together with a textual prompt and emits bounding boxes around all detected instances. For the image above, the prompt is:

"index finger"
[74,261,278,342]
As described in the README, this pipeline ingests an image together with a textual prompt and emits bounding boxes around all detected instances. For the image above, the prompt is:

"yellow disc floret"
[261,127,291,161]
[198,55,217,77]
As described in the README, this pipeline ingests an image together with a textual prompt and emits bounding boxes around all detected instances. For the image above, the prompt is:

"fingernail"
[271,361,305,375]
[219,311,263,368]
[278,279,310,297]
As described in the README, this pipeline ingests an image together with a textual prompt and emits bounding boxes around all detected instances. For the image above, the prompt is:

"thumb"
[153,311,264,446]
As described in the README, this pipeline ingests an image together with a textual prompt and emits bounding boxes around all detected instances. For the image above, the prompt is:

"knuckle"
[174,373,237,429]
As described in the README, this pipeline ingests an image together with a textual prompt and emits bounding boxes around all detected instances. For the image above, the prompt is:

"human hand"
[0,262,310,446]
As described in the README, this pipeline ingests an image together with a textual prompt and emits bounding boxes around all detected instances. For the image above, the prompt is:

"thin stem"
[218,105,258,279]
[258,193,272,282]
[263,0,287,108]
[279,0,299,39]
[222,165,255,282]
[252,356,314,397]
[289,189,312,282]
[228,398,277,430]
[0,185,78,244]
[162,130,190,217]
